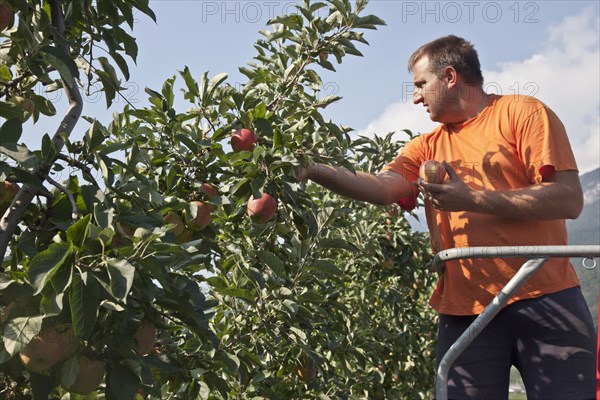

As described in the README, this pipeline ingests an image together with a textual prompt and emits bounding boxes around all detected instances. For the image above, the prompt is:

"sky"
[16,1,600,178]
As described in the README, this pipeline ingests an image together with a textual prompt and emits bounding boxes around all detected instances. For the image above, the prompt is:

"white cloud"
[356,9,600,174]
[355,99,438,142]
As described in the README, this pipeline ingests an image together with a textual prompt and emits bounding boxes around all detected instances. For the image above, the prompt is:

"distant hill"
[567,167,600,326]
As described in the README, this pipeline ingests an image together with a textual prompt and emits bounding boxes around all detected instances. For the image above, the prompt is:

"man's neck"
[448,86,489,125]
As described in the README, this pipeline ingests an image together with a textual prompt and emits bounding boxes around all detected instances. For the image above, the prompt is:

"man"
[297,35,596,399]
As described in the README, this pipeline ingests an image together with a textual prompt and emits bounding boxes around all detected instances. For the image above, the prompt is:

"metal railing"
[433,245,600,400]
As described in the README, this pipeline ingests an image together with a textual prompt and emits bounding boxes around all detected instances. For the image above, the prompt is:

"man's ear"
[444,66,458,87]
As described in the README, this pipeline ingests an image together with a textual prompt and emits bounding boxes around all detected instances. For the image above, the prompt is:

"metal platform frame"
[433,245,600,400]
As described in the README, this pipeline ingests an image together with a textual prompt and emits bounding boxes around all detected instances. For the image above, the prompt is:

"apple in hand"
[231,128,257,152]
[419,160,447,184]
[247,193,278,223]
[19,324,79,373]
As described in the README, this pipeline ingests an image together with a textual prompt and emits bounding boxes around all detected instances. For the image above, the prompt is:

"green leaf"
[179,65,199,100]
[254,117,273,138]
[106,258,135,301]
[40,46,80,88]
[306,259,343,276]
[257,250,287,278]
[273,128,283,148]
[59,355,79,389]
[0,101,26,120]
[70,272,100,340]
[2,315,43,356]
[66,214,91,248]
[0,274,17,291]
[128,0,157,21]
[32,94,57,116]
[330,0,348,13]
[204,372,230,398]
[217,287,256,302]
[355,0,368,13]
[84,120,107,152]
[353,14,387,29]
[40,289,65,316]
[319,238,358,252]
[97,57,121,107]
[49,262,73,294]
[110,50,130,80]
[207,73,228,99]
[28,243,73,295]
[29,372,57,400]
[121,32,139,61]
[106,361,141,400]
[0,64,12,81]
[315,95,342,108]
[215,351,240,374]
[0,118,22,143]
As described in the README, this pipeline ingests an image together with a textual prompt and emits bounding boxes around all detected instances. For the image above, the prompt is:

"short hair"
[408,35,484,85]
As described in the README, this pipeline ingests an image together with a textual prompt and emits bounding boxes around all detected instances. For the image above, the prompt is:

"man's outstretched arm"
[298,163,415,206]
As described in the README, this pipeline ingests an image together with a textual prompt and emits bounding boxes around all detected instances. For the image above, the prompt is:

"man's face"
[412,56,452,123]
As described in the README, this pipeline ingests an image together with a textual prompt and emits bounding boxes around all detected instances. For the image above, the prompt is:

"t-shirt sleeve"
[516,100,578,183]
[380,136,424,211]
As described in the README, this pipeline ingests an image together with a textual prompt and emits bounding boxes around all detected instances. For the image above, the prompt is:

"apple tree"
[1,0,438,399]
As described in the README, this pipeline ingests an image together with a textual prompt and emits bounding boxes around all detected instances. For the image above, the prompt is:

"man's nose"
[413,88,423,104]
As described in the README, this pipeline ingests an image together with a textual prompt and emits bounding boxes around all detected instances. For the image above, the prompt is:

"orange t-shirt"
[382,94,581,315]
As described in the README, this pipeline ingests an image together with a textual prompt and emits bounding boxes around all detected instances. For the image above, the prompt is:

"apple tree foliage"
[0,0,438,398]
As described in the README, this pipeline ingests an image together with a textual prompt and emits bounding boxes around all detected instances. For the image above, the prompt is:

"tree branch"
[0,0,84,267]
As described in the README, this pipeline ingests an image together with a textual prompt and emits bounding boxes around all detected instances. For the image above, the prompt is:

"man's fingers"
[294,166,308,182]
[417,178,443,193]
[442,160,458,180]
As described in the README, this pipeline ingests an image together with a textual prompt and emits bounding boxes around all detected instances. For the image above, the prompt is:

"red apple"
[186,200,212,231]
[1,303,15,323]
[0,297,31,323]
[247,193,277,223]
[176,228,194,243]
[231,128,257,152]
[164,212,185,237]
[419,160,446,184]
[198,182,218,212]
[135,320,156,356]
[381,259,395,270]
[0,3,14,32]
[199,182,218,198]
[0,180,20,206]
[19,324,79,373]
[61,354,105,395]
[297,364,317,381]
[296,352,317,381]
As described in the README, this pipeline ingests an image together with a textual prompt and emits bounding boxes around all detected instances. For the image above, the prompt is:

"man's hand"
[416,161,476,212]
[294,165,310,182]
[416,161,583,220]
